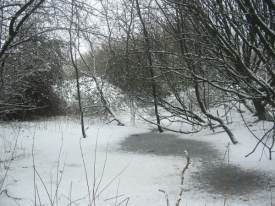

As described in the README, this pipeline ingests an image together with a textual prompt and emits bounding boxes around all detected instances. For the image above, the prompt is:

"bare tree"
[77,37,125,126]
[0,0,70,119]
[135,0,163,132]
[188,0,275,121]
[68,0,86,138]
[0,0,46,91]
[0,0,46,60]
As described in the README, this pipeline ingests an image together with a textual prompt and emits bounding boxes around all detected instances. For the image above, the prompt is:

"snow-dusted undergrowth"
[57,77,127,116]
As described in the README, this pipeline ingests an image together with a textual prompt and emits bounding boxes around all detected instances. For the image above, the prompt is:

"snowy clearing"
[0,112,275,206]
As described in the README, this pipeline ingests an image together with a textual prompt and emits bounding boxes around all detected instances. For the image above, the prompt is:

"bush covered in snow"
[0,38,66,120]
[59,77,127,117]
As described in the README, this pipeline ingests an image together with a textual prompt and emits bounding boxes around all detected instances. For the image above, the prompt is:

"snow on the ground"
[174,110,275,206]
[0,117,183,206]
[0,111,274,206]
[183,110,275,171]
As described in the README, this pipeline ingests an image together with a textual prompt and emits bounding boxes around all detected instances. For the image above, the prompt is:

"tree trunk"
[135,0,163,133]
[195,81,238,144]
[252,99,272,121]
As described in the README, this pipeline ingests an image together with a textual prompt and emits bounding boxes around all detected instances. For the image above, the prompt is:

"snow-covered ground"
[0,111,274,206]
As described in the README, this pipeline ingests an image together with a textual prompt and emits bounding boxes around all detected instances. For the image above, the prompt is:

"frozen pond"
[120,132,274,198]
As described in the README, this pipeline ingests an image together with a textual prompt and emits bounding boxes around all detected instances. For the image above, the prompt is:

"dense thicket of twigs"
[0,0,67,120]
[92,0,274,146]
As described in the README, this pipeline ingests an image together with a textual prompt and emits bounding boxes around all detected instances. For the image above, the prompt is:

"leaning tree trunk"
[194,81,238,144]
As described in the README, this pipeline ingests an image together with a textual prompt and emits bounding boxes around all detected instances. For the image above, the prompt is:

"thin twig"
[79,138,92,206]
[175,150,191,206]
